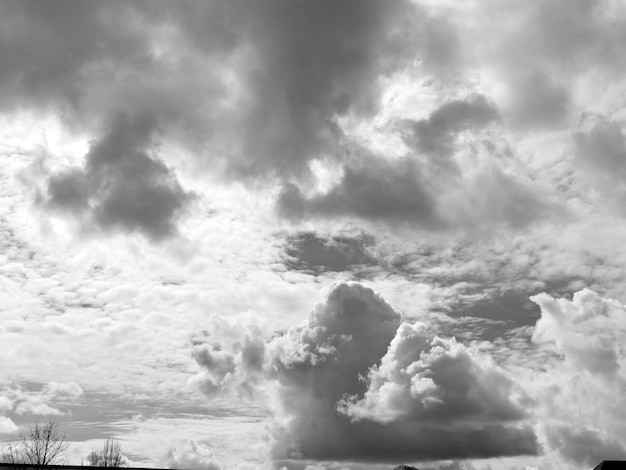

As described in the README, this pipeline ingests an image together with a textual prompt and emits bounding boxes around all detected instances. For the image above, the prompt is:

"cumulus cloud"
[531,289,626,377]
[0,417,18,435]
[161,440,222,470]
[189,315,266,397]
[42,112,193,240]
[338,322,528,424]
[192,282,538,464]
[530,289,626,465]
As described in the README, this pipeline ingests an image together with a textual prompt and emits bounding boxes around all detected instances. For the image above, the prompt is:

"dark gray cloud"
[192,282,539,464]
[277,152,549,233]
[219,0,421,179]
[283,232,376,274]
[0,1,152,115]
[402,95,500,157]
[278,156,443,228]
[0,0,422,180]
[44,113,193,240]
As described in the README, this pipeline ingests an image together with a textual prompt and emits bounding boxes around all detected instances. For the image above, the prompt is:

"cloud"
[211,0,420,178]
[445,165,552,232]
[338,322,529,424]
[189,315,266,398]
[44,381,83,397]
[0,1,148,114]
[278,153,549,234]
[161,440,222,470]
[402,94,500,157]
[529,289,626,466]
[531,289,626,377]
[504,70,570,129]
[0,397,13,414]
[0,417,18,435]
[283,232,377,274]
[193,282,539,464]
[496,0,626,70]
[545,425,626,468]
[573,115,626,209]
[278,156,442,229]
[14,401,63,416]
[0,0,423,181]
[42,112,193,240]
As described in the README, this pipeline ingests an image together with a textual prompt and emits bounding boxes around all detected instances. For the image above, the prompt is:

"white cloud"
[161,440,222,470]
[531,289,626,377]
[45,381,84,397]
[338,322,529,425]
[0,396,13,414]
[0,416,17,435]
[528,289,626,466]
[14,401,64,416]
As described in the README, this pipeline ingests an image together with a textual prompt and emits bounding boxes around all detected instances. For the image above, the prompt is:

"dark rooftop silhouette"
[593,462,626,470]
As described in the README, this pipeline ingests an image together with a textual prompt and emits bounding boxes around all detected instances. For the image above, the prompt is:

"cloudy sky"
[1,1,626,469]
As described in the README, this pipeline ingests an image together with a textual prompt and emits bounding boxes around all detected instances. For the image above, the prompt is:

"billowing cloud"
[189,315,266,397]
[161,440,222,470]
[276,89,550,232]
[530,289,626,466]
[338,322,529,424]
[192,282,539,464]
[42,112,193,240]
[531,289,626,376]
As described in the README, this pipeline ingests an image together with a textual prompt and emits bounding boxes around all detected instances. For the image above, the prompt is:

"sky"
[1,1,626,469]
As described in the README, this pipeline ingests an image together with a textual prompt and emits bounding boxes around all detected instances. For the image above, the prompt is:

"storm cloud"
[0,0,422,180]
[192,282,539,464]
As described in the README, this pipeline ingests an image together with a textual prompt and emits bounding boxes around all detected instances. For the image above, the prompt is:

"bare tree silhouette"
[85,439,127,467]
[0,420,69,466]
